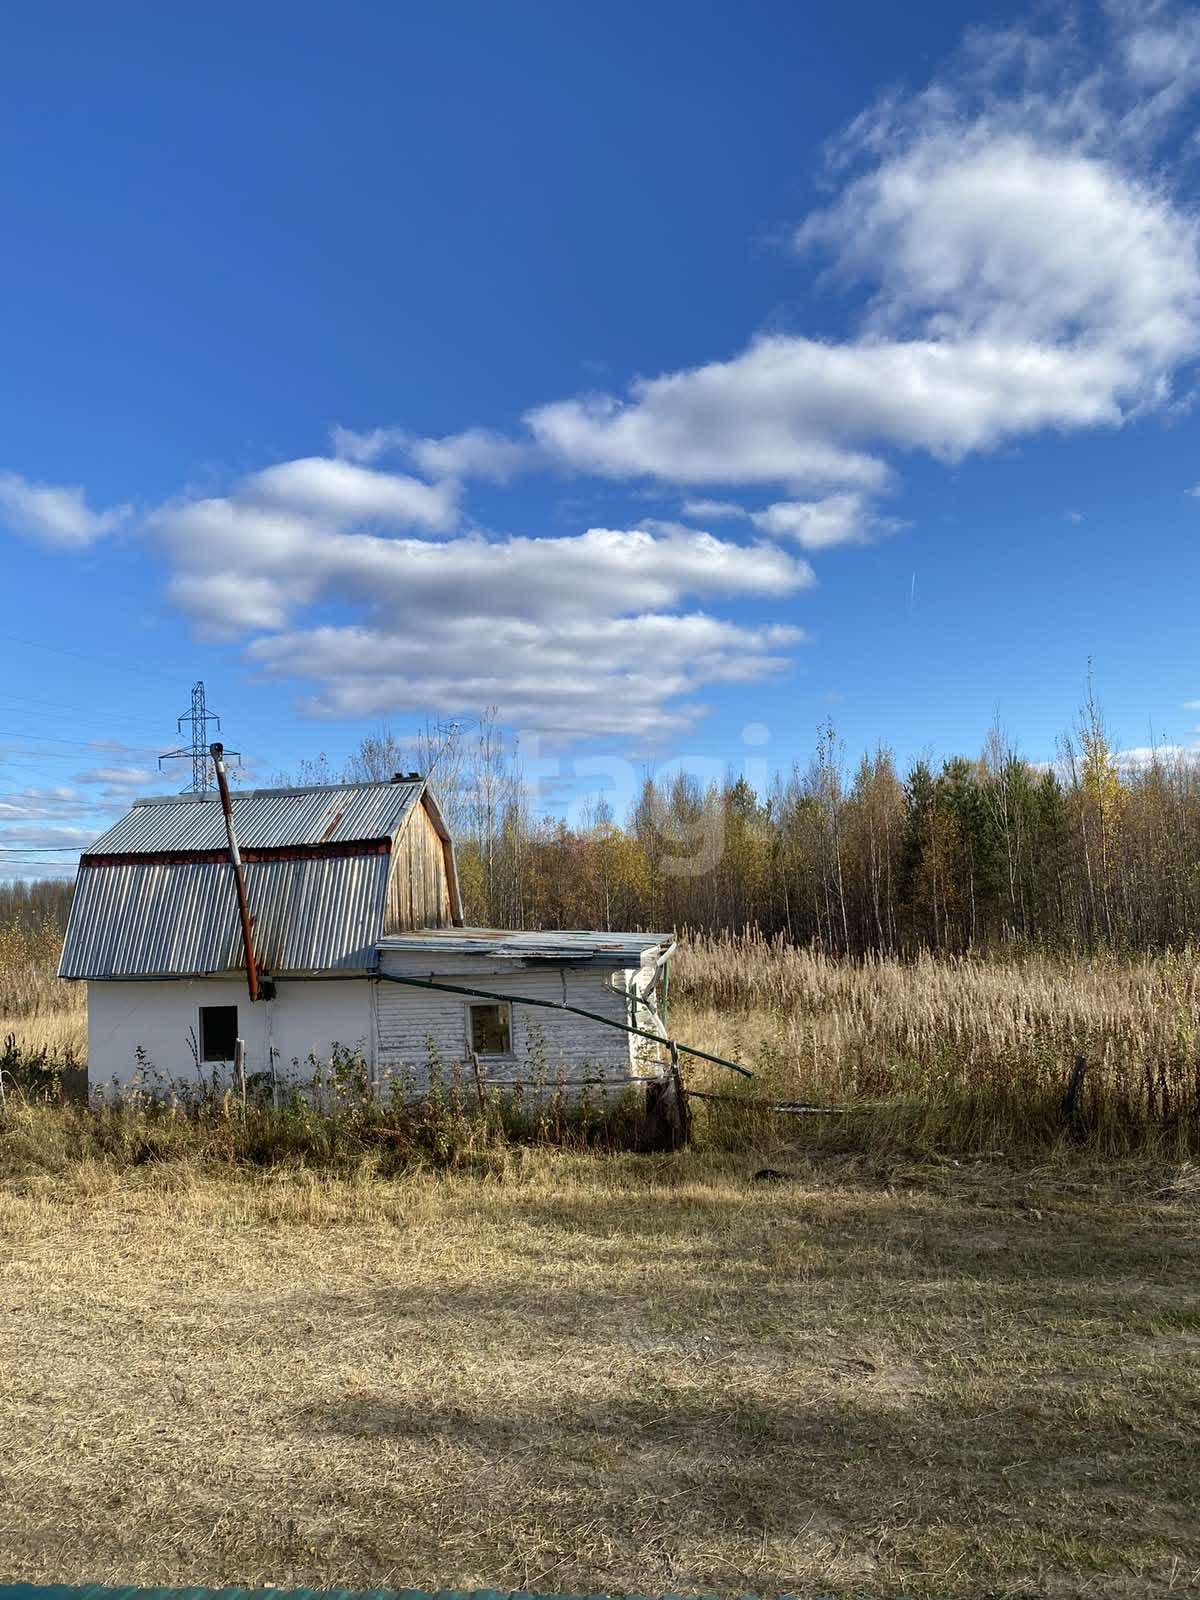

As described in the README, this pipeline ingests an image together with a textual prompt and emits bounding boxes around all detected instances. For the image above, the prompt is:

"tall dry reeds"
[0,915,85,1058]
[672,931,1200,1152]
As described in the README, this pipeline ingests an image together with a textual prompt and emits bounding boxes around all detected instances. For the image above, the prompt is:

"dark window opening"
[199,1005,239,1062]
[469,1001,511,1055]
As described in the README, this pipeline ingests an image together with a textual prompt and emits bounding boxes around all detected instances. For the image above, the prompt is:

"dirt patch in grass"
[0,1150,1197,1598]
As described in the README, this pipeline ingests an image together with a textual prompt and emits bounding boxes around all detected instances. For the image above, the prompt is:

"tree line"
[332,698,1200,956]
[20,691,1200,957]
[0,877,73,931]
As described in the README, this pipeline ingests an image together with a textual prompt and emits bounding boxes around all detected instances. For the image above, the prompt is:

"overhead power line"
[0,728,160,754]
[0,630,182,686]
[0,845,87,852]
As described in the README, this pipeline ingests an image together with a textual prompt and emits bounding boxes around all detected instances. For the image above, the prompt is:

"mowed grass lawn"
[0,1151,1198,1599]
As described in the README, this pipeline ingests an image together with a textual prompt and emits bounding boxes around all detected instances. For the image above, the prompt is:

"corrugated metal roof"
[88,780,424,854]
[380,927,674,963]
[59,853,391,977]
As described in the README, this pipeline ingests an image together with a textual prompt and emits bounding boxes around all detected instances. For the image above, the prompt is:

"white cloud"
[147,453,472,632]
[0,823,97,848]
[15,4,1200,749]
[407,428,531,482]
[798,134,1197,366]
[330,424,409,463]
[528,121,1199,487]
[680,499,751,521]
[74,766,160,788]
[441,8,1200,503]
[1114,0,1200,135]
[147,486,813,733]
[0,472,127,548]
[248,612,804,739]
[527,366,892,490]
[332,424,530,483]
[751,492,879,549]
[0,790,80,822]
[243,456,458,532]
[154,503,811,636]
[1116,742,1200,770]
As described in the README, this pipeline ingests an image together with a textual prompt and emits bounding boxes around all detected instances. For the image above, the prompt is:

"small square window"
[199,1005,239,1062]
[469,1001,511,1056]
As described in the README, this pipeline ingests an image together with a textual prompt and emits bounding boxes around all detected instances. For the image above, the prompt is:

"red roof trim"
[79,836,393,869]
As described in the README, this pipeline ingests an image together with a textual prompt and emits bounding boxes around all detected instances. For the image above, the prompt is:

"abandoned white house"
[57,774,674,1097]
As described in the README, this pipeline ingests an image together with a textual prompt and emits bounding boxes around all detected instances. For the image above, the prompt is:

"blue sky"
[4,0,1200,874]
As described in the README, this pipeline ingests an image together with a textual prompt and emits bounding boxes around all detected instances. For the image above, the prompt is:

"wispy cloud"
[332,424,529,482]
[0,472,128,548]
[0,823,97,848]
[0,789,82,822]
[679,499,750,522]
[750,492,893,550]
[73,766,161,788]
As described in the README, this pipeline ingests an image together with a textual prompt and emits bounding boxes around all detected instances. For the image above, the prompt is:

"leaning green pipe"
[374,969,754,1080]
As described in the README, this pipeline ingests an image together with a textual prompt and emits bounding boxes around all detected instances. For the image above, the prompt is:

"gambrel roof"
[58,778,458,980]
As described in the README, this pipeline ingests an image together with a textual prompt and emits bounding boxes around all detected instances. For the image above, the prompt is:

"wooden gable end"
[385,793,463,931]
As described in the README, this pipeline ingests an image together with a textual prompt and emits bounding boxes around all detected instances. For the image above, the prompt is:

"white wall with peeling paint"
[84,953,666,1096]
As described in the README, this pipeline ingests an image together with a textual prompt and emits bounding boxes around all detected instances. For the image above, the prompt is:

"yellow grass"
[0,1003,85,1060]
[0,912,85,1061]
[676,933,1200,1076]
[673,934,1200,1148]
[0,1153,1196,1597]
[2,932,1199,1593]
[7,931,1200,1151]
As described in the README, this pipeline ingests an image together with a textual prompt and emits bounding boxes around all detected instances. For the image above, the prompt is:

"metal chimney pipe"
[210,741,260,1003]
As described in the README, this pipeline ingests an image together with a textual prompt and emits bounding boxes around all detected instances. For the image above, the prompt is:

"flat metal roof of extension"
[380,926,674,963]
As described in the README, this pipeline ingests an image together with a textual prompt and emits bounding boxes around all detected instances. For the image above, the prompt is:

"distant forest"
[14,692,1200,957]
[0,877,74,931]
[317,698,1200,956]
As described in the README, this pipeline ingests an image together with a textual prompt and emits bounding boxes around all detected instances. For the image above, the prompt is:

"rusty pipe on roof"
[210,741,260,1003]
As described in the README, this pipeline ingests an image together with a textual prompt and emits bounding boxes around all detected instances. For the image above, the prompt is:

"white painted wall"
[85,977,372,1093]
[374,950,665,1093]
[84,952,668,1097]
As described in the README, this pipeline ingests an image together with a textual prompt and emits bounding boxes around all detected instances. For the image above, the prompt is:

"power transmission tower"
[159,680,238,794]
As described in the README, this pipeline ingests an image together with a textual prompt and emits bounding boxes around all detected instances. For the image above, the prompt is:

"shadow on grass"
[295,1380,1199,1590]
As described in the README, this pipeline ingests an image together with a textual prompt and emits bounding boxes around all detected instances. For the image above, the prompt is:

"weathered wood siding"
[385,799,453,931]
[373,954,660,1090]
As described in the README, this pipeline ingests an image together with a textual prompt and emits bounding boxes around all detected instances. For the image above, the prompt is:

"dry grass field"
[674,935,1200,1155]
[3,927,1200,1595]
[0,912,85,1061]
[0,1151,1197,1597]
[8,929,1200,1154]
